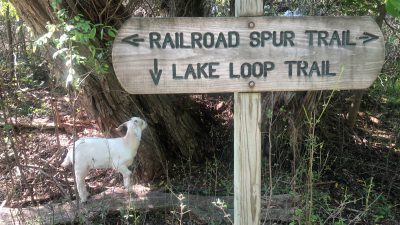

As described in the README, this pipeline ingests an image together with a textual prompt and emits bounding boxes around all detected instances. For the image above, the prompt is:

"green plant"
[121,208,142,225]
[117,193,144,225]
[34,0,117,89]
[387,0,400,17]
[372,196,394,223]
[371,69,400,107]
[300,67,345,224]
[302,107,326,224]
[360,179,394,223]
[290,208,303,225]
[212,198,233,224]
[333,218,346,225]
[205,156,233,196]
[171,194,190,225]
[0,0,18,18]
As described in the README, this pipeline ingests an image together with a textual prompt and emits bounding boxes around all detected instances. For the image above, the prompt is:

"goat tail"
[61,151,72,167]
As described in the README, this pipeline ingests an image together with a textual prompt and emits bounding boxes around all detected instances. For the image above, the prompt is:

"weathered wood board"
[112,16,384,94]
[234,92,262,225]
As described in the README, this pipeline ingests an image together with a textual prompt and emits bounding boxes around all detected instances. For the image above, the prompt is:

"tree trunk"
[346,3,386,129]
[10,0,210,181]
[6,4,14,80]
[347,89,364,128]
[18,19,27,59]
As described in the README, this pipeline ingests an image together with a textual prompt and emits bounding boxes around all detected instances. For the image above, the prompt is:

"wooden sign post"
[112,1,384,223]
[234,1,263,224]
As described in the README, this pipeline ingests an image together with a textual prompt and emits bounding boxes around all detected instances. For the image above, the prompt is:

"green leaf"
[88,45,96,58]
[89,27,96,40]
[47,23,57,33]
[3,124,13,131]
[56,8,67,18]
[50,0,62,11]
[100,28,104,40]
[107,29,116,38]
[266,109,273,119]
[0,2,18,19]
[81,21,91,32]
[387,0,400,17]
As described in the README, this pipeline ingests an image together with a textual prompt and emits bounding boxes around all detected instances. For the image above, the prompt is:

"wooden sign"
[112,16,384,94]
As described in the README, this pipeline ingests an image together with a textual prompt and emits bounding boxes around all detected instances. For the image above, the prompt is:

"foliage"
[0,0,17,18]
[370,8,400,106]
[34,0,117,88]
[340,0,383,15]
[387,0,400,17]
[370,69,400,106]
[207,0,231,17]
[0,0,50,118]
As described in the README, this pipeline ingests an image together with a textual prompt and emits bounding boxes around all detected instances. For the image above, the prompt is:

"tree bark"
[346,3,386,129]
[9,0,210,181]
[6,4,14,80]
[347,89,364,128]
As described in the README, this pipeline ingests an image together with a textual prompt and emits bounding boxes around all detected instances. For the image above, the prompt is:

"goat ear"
[141,120,148,130]
[116,122,127,132]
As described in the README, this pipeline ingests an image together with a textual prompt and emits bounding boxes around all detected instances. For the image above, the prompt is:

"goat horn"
[116,121,127,132]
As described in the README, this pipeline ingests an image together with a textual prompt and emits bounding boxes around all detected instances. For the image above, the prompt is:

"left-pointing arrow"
[122,34,144,47]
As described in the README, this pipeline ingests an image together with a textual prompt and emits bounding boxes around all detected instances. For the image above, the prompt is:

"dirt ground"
[0,88,399,224]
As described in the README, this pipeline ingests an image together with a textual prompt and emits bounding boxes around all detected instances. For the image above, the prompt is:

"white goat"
[61,117,147,202]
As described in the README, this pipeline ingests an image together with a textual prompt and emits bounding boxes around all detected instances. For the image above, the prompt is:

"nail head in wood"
[248,21,255,29]
[248,80,255,88]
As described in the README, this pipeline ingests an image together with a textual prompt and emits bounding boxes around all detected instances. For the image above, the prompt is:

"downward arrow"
[358,32,379,44]
[150,59,162,85]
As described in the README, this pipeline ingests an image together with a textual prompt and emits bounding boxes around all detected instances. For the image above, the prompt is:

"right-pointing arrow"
[149,59,162,85]
[359,32,379,44]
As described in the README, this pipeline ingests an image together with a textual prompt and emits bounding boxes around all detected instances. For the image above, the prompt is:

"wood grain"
[233,2,263,225]
[112,16,384,94]
[234,92,262,225]
[235,0,263,16]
